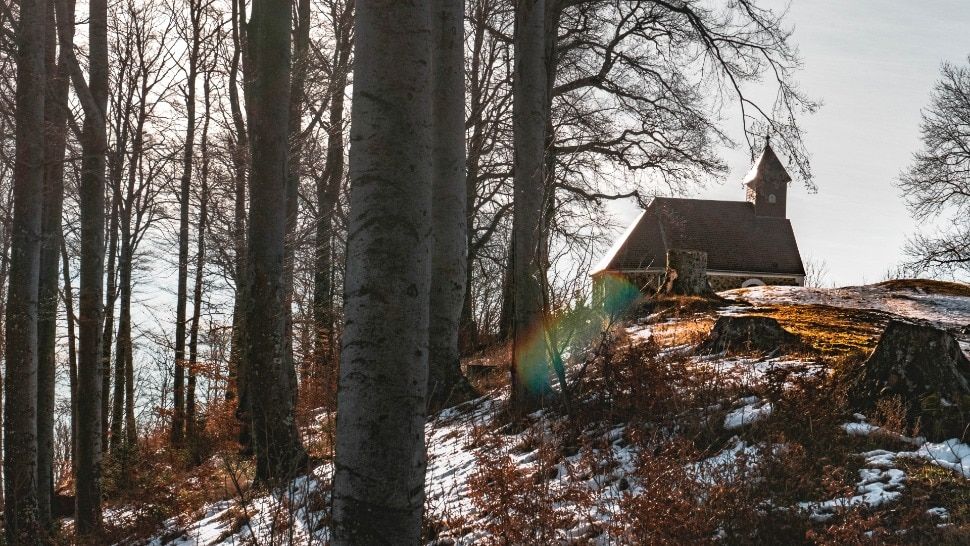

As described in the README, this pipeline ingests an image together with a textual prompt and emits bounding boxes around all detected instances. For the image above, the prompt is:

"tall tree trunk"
[187,74,213,446]
[4,0,48,540]
[173,4,202,446]
[111,221,131,452]
[332,0,434,541]
[112,86,147,453]
[100,194,119,449]
[227,0,250,454]
[37,0,73,527]
[73,0,108,533]
[511,0,551,410]
[244,0,306,483]
[427,0,470,409]
[313,0,353,381]
[60,240,78,481]
[281,0,311,401]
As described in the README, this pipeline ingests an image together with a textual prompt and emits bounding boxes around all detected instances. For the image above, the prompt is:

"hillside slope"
[131,281,970,545]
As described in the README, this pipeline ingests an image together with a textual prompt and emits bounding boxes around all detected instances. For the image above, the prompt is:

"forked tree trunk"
[658,249,712,296]
[37,0,73,526]
[511,0,551,410]
[244,0,306,483]
[427,0,472,409]
[332,0,434,541]
[4,0,48,540]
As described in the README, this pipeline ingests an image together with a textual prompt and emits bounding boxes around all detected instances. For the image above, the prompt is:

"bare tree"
[312,0,353,383]
[332,0,434,541]
[187,68,214,447]
[172,0,209,446]
[900,58,970,279]
[4,0,48,540]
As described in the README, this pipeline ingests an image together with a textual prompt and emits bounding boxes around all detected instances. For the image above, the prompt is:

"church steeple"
[743,143,791,218]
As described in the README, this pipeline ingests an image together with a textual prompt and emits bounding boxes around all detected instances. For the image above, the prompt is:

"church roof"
[592,197,805,276]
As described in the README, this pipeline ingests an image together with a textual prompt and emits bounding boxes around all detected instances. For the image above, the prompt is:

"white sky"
[610,0,970,287]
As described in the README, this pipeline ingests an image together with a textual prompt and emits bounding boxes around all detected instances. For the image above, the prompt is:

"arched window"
[768,194,777,204]
[742,278,766,288]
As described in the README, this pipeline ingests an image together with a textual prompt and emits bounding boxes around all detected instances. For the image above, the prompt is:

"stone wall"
[708,274,801,292]
[595,271,801,297]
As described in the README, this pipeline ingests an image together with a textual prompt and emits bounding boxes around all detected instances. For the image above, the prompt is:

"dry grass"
[749,304,887,359]
[875,278,970,297]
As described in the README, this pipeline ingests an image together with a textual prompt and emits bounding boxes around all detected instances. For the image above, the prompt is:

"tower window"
[768,193,777,204]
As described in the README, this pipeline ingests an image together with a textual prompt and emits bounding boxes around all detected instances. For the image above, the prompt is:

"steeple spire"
[743,143,791,218]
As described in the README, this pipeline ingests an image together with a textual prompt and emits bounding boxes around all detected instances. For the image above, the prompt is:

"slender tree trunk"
[511,0,551,410]
[74,0,108,533]
[111,221,131,452]
[37,0,73,527]
[244,0,307,483]
[100,195,119,449]
[332,0,434,541]
[427,0,471,409]
[227,0,251,454]
[173,7,201,446]
[4,0,47,540]
[313,0,353,380]
[187,75,213,446]
[61,241,78,480]
[281,0,311,402]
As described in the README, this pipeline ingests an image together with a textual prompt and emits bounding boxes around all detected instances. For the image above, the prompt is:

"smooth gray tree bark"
[332,0,434,542]
[244,0,307,482]
[511,0,552,410]
[427,0,472,410]
[4,0,47,540]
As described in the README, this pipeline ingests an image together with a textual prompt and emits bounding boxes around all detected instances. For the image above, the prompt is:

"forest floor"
[118,280,970,545]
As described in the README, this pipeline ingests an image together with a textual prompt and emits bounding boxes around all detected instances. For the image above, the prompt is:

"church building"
[592,144,806,291]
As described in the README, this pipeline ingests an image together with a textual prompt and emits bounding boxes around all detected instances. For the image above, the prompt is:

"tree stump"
[699,315,803,354]
[848,320,970,439]
[658,249,712,296]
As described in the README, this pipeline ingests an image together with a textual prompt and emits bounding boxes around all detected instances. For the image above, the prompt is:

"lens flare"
[514,273,642,398]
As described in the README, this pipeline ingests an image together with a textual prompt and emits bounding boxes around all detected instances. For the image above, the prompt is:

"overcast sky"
[610,0,970,287]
